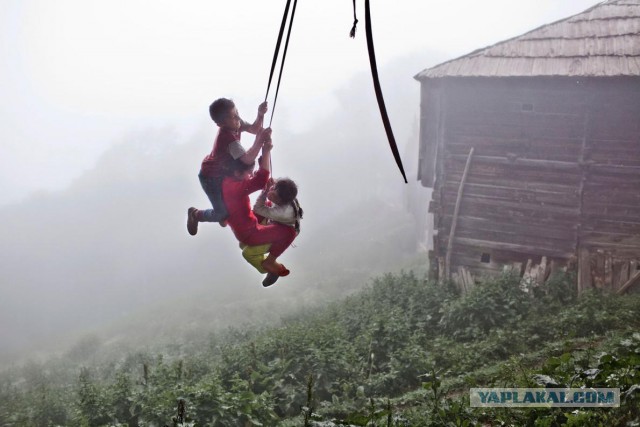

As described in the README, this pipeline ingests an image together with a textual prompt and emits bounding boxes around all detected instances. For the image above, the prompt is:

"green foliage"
[440,271,533,340]
[76,367,111,426]
[1,271,639,426]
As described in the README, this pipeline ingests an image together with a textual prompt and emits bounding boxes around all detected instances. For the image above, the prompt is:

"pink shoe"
[261,259,290,276]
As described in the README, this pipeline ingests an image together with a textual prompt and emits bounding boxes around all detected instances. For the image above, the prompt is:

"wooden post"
[576,100,590,294]
[619,261,630,287]
[445,147,474,281]
[537,256,548,285]
[605,253,613,289]
[617,270,640,295]
[577,246,592,294]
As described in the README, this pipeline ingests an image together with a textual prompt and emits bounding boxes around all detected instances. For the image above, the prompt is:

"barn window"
[522,103,534,112]
[480,253,491,263]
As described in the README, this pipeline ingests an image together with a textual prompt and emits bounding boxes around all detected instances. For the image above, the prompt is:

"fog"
[0,0,598,364]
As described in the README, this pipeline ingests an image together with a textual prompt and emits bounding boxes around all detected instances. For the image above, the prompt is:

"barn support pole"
[576,90,591,294]
[617,270,640,295]
[445,147,474,281]
[577,247,592,294]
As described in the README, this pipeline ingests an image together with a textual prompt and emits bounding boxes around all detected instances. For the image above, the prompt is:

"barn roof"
[415,0,640,79]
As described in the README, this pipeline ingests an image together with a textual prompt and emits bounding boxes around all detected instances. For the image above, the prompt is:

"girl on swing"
[240,176,303,287]
[222,129,298,284]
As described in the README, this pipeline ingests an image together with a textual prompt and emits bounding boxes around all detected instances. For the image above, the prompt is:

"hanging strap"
[265,0,292,103]
[268,0,298,127]
[263,0,298,179]
[349,0,358,38]
[364,0,408,183]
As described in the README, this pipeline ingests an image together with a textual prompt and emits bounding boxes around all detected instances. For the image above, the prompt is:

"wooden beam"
[445,147,474,280]
[616,270,640,295]
[590,164,640,176]
[605,253,613,289]
[453,237,574,259]
[578,247,591,293]
[620,261,630,286]
[448,154,581,172]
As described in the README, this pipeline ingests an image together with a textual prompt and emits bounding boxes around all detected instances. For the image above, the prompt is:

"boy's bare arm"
[242,101,268,134]
[241,127,271,164]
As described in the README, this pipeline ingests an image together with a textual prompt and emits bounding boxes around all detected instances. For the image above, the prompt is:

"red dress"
[222,168,296,258]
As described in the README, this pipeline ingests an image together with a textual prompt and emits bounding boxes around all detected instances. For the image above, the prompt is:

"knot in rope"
[350,0,358,38]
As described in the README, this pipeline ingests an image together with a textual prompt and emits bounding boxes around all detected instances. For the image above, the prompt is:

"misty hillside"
[0,52,438,363]
[2,272,638,426]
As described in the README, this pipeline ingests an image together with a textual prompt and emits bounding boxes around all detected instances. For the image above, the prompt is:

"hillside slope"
[1,272,638,426]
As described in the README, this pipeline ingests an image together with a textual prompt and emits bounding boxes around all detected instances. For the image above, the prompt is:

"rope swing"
[263,0,408,183]
[264,0,298,128]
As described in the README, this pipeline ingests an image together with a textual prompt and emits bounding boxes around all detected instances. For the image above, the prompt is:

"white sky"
[0,0,599,206]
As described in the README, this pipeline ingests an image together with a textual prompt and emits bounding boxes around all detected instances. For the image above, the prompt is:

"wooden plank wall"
[418,81,442,187]
[421,77,640,290]
[430,77,586,284]
[579,78,640,292]
[426,76,640,291]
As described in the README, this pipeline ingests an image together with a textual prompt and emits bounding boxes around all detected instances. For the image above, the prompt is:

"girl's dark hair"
[209,98,235,124]
[274,178,298,204]
[274,178,303,233]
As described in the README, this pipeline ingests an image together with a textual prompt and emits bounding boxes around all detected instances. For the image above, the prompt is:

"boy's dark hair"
[274,178,298,204]
[209,98,235,125]
[228,159,255,176]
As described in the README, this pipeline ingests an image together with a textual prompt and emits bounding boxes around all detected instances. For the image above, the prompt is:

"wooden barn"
[414,0,640,293]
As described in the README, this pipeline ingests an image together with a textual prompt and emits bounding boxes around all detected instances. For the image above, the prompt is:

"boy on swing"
[187,98,268,235]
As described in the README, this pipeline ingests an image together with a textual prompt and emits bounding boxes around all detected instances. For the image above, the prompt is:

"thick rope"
[265,0,291,103]
[263,0,298,178]
[268,0,298,128]
[364,0,408,183]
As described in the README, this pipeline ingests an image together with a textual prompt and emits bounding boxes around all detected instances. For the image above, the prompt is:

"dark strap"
[265,0,291,103]
[263,0,298,179]
[268,0,298,127]
[350,0,358,38]
[364,0,408,183]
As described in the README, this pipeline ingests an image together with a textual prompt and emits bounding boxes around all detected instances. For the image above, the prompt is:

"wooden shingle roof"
[415,0,640,79]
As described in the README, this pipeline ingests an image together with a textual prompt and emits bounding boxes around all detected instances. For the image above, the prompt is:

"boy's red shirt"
[222,168,270,242]
[200,128,241,177]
